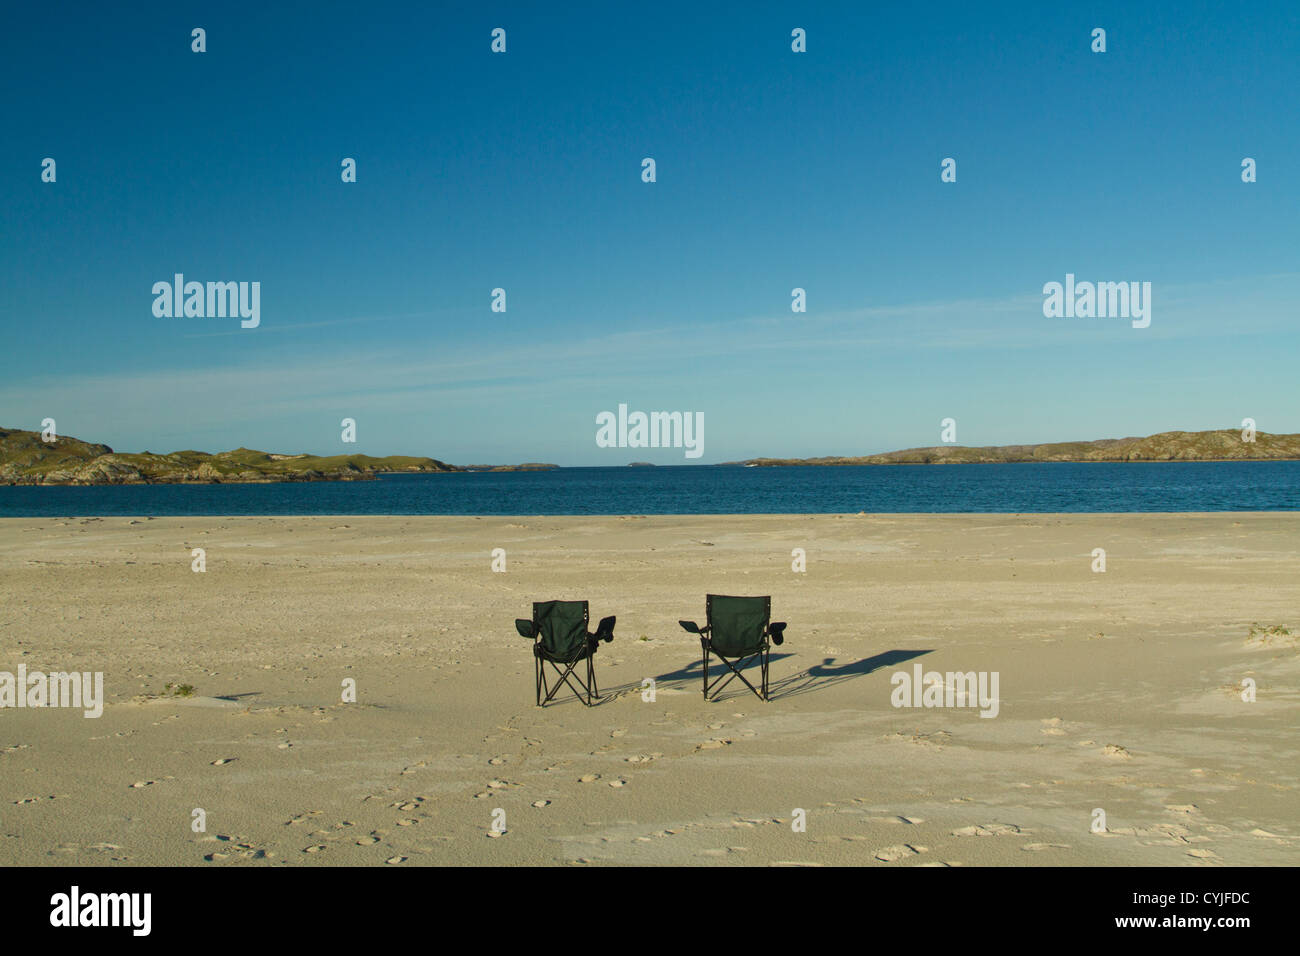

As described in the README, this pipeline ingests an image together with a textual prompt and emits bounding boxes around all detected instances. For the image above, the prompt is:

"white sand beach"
[0,514,1296,866]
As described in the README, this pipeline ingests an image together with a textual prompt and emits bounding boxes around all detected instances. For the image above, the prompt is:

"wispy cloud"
[4,272,1295,452]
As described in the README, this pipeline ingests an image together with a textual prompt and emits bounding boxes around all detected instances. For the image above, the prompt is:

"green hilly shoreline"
[3,426,1297,485]
[0,427,465,485]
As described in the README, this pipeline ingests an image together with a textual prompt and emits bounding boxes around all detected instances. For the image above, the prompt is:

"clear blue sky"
[2,1,1297,465]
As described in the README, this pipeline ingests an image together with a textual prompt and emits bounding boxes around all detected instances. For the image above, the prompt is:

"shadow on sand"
[591,648,933,705]
[766,648,932,701]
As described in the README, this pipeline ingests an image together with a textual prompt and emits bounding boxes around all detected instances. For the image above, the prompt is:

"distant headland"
[724,429,1300,466]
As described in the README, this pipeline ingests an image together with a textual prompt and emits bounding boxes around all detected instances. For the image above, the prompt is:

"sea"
[2,461,1299,516]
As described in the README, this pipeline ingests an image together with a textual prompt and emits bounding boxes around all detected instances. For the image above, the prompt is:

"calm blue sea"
[2,462,1299,516]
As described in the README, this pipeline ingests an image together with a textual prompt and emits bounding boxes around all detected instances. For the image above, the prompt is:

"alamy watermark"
[1042,274,1150,329]
[596,403,703,459]
[50,886,150,936]
[152,274,260,328]
[0,666,103,718]
[890,664,999,718]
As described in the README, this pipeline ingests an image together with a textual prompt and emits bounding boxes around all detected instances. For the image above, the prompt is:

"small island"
[458,463,561,472]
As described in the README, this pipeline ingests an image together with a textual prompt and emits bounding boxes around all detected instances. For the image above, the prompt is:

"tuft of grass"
[163,682,196,697]
[1246,623,1296,649]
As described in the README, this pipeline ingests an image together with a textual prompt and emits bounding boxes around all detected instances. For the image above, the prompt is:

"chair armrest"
[593,615,616,643]
[678,620,704,634]
[769,621,787,645]
[515,619,538,638]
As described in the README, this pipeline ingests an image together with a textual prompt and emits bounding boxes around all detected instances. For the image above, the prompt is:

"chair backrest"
[706,594,770,656]
[533,600,589,660]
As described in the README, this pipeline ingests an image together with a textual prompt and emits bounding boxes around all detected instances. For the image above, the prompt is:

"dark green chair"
[679,594,786,702]
[515,601,615,706]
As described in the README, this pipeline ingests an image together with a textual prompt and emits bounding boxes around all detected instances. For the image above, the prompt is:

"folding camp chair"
[679,594,786,702]
[515,600,615,706]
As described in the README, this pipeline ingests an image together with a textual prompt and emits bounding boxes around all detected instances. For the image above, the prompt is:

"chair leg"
[701,641,709,699]
[707,651,766,702]
[540,658,593,706]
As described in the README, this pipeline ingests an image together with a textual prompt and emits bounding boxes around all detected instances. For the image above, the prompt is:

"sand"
[0,513,1296,866]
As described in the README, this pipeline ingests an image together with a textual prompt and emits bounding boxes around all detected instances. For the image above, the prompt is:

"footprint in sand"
[1040,717,1066,736]
[609,779,627,788]
[886,731,951,748]
[578,774,601,783]
[532,800,550,808]
[1102,744,1132,759]
[695,739,732,751]
[875,844,927,862]
[211,758,236,766]
[1116,823,1189,844]
[952,823,1023,837]
[200,836,267,860]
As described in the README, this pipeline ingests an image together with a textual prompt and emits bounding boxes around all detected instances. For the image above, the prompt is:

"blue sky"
[2,1,1297,465]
